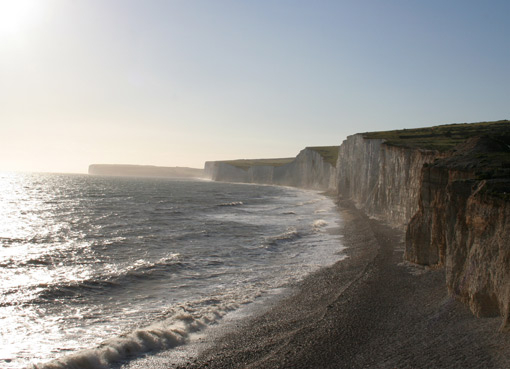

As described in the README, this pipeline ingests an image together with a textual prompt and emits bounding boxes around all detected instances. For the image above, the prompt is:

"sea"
[0,172,345,369]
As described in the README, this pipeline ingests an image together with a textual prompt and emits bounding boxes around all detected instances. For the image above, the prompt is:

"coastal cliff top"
[216,146,339,170]
[363,120,509,152]
[364,121,510,198]
[306,146,340,166]
[88,164,204,178]
[436,135,510,199]
[220,158,295,169]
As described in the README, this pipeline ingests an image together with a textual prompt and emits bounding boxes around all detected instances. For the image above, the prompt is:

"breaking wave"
[37,311,217,369]
[217,201,244,207]
[36,290,255,369]
[2,255,185,306]
[312,219,328,231]
[0,174,343,369]
[265,227,302,249]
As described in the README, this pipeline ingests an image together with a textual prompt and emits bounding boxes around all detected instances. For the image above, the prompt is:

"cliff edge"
[337,121,510,329]
[336,133,440,229]
[205,146,339,191]
[204,120,510,329]
[405,132,510,329]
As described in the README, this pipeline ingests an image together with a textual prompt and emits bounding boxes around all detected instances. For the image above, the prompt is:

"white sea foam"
[37,317,197,369]
[36,294,250,369]
[264,227,301,249]
[1,175,344,369]
[312,219,328,231]
[217,201,244,207]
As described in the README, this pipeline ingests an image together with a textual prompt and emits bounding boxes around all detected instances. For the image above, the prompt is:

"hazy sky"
[1,0,508,173]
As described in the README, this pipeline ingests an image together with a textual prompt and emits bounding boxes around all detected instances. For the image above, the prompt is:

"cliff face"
[404,166,475,265]
[336,134,439,229]
[336,132,510,329]
[273,148,337,190]
[205,147,337,191]
[405,136,510,329]
[459,181,510,327]
[205,122,510,329]
[204,161,261,183]
[446,180,510,327]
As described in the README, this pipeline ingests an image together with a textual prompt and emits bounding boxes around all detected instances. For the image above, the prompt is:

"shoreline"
[31,182,341,369]
[164,199,510,368]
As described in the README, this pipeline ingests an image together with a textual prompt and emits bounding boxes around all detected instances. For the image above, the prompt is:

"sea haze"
[0,173,344,368]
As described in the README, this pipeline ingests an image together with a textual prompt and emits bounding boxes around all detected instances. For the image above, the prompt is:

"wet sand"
[127,200,510,368]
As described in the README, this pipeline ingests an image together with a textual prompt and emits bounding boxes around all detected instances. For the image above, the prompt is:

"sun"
[0,0,43,36]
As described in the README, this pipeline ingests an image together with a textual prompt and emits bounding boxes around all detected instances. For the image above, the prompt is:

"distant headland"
[88,164,204,178]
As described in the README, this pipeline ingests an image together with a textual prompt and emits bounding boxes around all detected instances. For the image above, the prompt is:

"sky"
[0,0,509,174]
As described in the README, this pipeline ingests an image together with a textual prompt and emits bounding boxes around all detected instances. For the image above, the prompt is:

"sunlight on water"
[0,173,57,365]
[0,173,102,367]
[0,173,344,368]
[0,172,34,240]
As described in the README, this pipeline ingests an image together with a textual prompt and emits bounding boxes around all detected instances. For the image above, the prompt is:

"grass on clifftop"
[224,158,295,170]
[365,121,510,198]
[363,120,510,152]
[224,146,340,170]
[307,146,340,166]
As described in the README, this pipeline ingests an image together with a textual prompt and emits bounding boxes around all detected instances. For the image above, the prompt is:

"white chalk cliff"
[204,123,510,329]
[205,147,338,191]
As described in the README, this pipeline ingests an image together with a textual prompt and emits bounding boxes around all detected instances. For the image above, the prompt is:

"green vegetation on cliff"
[307,146,340,166]
[223,146,339,170]
[365,120,510,198]
[364,120,510,152]
[224,158,295,170]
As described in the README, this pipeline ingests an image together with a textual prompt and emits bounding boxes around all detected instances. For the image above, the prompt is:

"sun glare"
[0,0,43,36]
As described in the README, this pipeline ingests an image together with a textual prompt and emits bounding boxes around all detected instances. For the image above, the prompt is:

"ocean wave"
[35,293,250,369]
[296,199,321,206]
[35,279,121,301]
[0,237,27,246]
[29,255,185,303]
[265,227,301,249]
[1,175,344,368]
[36,312,202,369]
[281,211,296,215]
[124,254,185,279]
[217,201,244,207]
[0,255,57,270]
[26,257,54,266]
[0,258,18,268]
[312,219,328,231]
